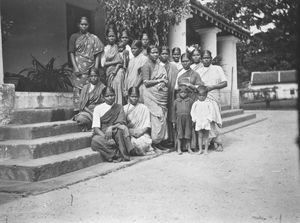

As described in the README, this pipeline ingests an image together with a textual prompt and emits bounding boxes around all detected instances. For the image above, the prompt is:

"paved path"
[0,111,299,223]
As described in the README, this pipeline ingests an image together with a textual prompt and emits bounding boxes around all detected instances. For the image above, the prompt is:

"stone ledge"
[0,84,15,126]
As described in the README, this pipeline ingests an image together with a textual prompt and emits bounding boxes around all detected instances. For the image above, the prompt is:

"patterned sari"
[73,33,103,75]
[141,59,169,144]
[73,82,105,129]
[103,45,125,105]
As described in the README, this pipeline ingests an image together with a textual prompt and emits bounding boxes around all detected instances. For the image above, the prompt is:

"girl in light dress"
[190,86,223,155]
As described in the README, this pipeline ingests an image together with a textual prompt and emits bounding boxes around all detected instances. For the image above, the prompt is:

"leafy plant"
[100,0,191,45]
[7,56,75,92]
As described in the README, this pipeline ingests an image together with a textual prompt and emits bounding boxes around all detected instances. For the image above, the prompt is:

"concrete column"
[196,27,221,58]
[0,4,4,84]
[168,15,192,53]
[217,35,239,108]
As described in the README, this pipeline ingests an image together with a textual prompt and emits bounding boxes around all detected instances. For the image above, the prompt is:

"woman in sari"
[124,87,154,155]
[102,27,125,105]
[91,87,133,162]
[175,53,204,100]
[197,50,227,151]
[159,46,178,146]
[69,17,104,86]
[73,68,105,131]
[124,40,148,98]
[141,45,169,150]
[190,47,203,73]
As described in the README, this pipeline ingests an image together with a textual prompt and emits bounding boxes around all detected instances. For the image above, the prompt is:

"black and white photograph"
[0,0,299,222]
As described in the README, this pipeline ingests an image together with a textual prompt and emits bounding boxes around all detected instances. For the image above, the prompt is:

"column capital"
[217,35,239,43]
[195,27,221,35]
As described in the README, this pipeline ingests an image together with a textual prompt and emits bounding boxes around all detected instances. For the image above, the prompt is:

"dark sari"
[91,103,133,161]
[73,82,105,129]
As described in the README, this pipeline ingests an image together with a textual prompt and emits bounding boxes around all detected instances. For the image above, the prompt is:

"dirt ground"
[0,110,299,223]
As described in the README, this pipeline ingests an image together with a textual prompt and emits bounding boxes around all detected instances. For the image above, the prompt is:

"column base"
[0,84,15,125]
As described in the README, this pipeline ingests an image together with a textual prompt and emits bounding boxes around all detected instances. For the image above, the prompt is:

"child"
[191,86,221,155]
[171,47,183,71]
[172,86,194,154]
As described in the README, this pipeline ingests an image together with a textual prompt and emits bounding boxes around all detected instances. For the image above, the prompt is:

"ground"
[0,110,299,223]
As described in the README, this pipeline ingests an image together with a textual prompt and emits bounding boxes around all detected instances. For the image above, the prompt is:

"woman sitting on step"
[73,68,105,131]
[124,87,154,156]
[91,87,133,162]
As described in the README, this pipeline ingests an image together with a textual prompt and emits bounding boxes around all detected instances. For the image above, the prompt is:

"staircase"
[0,107,256,182]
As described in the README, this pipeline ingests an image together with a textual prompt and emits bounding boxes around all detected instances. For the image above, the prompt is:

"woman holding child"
[196,50,227,151]
[141,45,169,149]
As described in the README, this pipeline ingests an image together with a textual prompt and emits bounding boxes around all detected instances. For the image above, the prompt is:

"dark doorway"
[66,3,94,65]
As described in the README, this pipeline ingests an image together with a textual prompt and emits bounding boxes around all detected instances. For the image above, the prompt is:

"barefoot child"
[191,86,220,155]
[172,86,194,154]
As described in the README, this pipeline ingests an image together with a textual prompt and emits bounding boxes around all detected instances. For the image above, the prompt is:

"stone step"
[223,113,256,128]
[10,107,75,125]
[0,132,91,159]
[0,120,81,140]
[0,148,102,181]
[221,109,244,119]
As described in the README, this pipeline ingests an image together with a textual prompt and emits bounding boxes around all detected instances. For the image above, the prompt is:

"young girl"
[173,86,194,154]
[190,85,217,155]
[171,47,183,71]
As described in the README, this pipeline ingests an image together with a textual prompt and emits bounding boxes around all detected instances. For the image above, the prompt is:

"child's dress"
[173,97,194,139]
[190,99,213,131]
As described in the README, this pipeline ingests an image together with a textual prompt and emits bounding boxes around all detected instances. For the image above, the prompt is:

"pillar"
[168,15,192,53]
[0,3,15,126]
[217,35,239,108]
[196,27,221,58]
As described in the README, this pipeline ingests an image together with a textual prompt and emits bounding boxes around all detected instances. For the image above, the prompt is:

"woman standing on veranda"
[141,45,169,150]
[141,31,150,56]
[102,26,125,105]
[124,40,148,98]
[197,50,227,151]
[69,17,104,86]
[124,87,154,155]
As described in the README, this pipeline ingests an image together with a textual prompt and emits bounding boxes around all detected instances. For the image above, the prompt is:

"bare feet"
[178,151,183,155]
[204,151,208,155]
[197,151,203,155]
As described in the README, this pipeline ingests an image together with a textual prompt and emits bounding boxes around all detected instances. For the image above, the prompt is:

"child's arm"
[172,101,177,129]
[190,102,197,123]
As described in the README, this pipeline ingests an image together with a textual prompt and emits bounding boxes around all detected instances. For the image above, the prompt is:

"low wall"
[14,92,74,109]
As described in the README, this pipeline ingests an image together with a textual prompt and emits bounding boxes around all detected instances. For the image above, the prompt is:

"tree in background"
[100,0,191,45]
[206,0,297,88]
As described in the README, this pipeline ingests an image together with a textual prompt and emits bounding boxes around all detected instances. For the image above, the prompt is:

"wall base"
[0,84,15,125]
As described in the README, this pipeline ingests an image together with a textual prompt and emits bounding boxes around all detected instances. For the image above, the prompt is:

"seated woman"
[73,68,105,131]
[91,87,133,162]
[124,87,154,156]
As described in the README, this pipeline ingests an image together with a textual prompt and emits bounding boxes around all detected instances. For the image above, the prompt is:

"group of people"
[71,17,227,162]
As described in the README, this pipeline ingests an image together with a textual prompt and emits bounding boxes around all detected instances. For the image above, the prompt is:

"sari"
[196,65,227,139]
[141,59,169,144]
[175,68,204,101]
[161,61,178,143]
[124,103,153,154]
[69,32,103,75]
[73,82,105,129]
[91,103,133,161]
[124,52,148,92]
[103,44,125,105]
